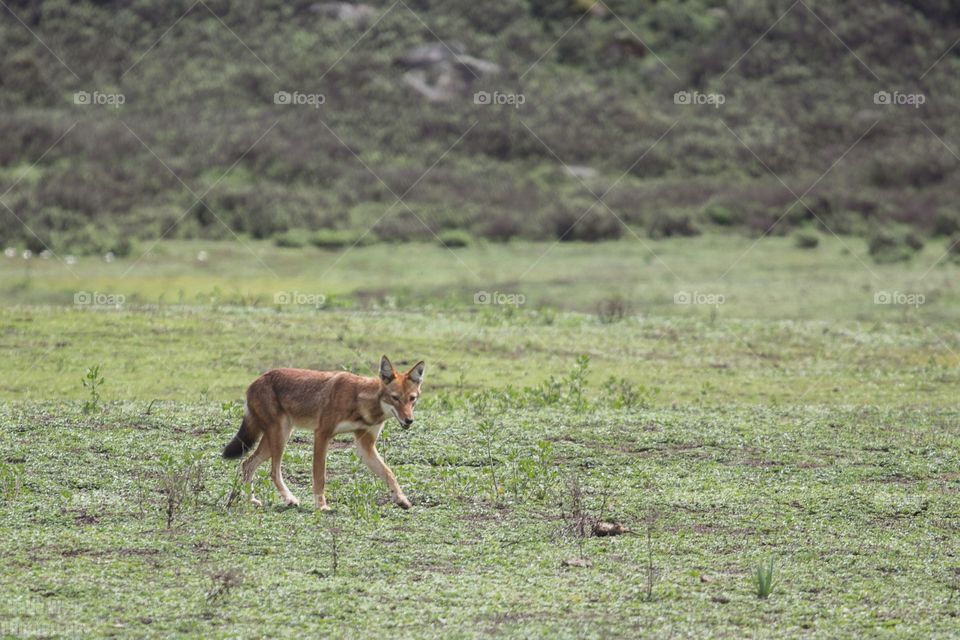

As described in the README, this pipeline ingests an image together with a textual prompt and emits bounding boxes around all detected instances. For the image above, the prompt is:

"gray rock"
[394,42,500,102]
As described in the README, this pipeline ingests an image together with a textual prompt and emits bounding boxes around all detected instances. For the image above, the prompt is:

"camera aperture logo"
[873,90,925,108]
[474,290,526,307]
[674,291,725,306]
[874,290,925,307]
[474,91,525,108]
[274,290,326,308]
[74,90,125,108]
[274,90,325,108]
[74,291,125,309]
[674,90,725,108]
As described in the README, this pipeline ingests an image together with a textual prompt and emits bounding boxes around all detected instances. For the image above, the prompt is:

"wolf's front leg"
[355,431,411,509]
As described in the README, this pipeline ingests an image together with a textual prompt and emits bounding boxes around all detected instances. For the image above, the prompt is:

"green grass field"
[1,237,959,638]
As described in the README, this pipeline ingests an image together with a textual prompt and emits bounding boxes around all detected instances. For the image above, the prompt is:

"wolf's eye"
[410,395,417,403]
[391,394,401,402]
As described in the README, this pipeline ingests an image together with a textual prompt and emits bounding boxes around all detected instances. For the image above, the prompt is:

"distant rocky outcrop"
[309,2,377,27]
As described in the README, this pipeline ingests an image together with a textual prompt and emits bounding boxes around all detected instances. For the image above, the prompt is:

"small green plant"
[755,557,776,599]
[533,440,558,501]
[643,513,659,602]
[529,354,591,410]
[157,450,205,528]
[81,364,105,414]
[476,415,504,505]
[502,440,558,503]
[601,376,658,409]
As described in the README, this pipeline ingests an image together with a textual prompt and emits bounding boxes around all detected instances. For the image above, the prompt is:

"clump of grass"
[643,513,659,602]
[475,403,505,505]
[596,295,630,323]
[560,473,590,559]
[0,463,25,503]
[755,557,776,599]
[157,451,205,528]
[206,568,243,603]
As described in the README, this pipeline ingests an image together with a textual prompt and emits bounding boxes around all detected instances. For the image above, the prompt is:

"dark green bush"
[648,213,700,239]
[868,229,924,263]
[705,203,739,226]
[274,229,309,248]
[310,229,372,250]
[932,209,960,236]
[437,229,473,248]
[794,231,820,249]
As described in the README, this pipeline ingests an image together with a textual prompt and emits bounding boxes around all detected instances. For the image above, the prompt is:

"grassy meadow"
[1,237,959,637]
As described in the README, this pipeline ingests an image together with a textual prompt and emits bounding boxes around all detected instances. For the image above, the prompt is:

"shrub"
[310,229,372,250]
[437,229,472,248]
[273,229,309,248]
[705,203,738,226]
[549,208,623,242]
[478,214,523,242]
[648,213,700,239]
[374,212,426,243]
[596,295,630,323]
[868,229,924,263]
[932,209,960,236]
[947,234,960,263]
[794,231,819,249]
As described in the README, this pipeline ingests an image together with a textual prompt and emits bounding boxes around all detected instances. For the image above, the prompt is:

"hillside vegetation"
[3,0,960,256]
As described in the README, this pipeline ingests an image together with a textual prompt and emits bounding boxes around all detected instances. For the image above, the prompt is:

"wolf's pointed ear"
[379,355,396,384]
[407,361,425,384]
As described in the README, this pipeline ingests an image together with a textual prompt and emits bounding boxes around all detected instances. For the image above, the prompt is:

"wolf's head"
[378,355,424,428]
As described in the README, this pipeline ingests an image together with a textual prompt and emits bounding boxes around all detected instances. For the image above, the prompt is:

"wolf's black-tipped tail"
[222,417,259,459]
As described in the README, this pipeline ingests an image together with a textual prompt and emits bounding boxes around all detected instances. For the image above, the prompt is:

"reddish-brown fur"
[223,355,424,510]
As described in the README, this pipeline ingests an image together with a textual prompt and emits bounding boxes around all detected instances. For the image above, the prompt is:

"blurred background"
[1,0,959,316]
